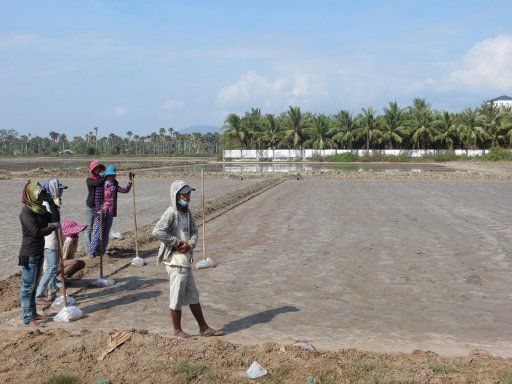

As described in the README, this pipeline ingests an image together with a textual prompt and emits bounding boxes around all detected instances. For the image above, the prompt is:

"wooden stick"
[131,177,139,258]
[56,227,67,307]
[201,169,206,260]
[99,210,104,279]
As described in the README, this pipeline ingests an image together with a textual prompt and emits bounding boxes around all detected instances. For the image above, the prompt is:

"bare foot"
[200,328,224,337]
[174,330,192,339]
[33,313,45,321]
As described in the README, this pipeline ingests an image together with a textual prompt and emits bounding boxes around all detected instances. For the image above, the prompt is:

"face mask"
[99,171,105,177]
[177,198,189,208]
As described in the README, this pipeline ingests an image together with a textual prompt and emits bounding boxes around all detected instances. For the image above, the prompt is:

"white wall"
[223,149,491,160]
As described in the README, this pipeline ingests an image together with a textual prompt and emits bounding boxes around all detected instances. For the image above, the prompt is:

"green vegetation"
[221,99,512,152]
[429,362,455,374]
[172,359,207,383]
[41,373,78,384]
[0,127,220,156]
[483,148,512,161]
[496,369,512,384]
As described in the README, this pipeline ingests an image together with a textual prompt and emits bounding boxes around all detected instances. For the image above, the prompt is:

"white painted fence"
[223,149,491,160]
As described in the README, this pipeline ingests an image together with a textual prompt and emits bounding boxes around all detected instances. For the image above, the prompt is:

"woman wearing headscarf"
[84,160,105,254]
[19,181,60,327]
[35,179,67,305]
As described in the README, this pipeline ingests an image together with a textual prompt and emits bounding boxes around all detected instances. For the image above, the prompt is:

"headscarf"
[89,160,104,180]
[21,180,47,215]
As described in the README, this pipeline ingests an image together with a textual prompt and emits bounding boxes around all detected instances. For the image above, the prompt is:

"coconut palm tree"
[409,98,436,150]
[355,107,381,151]
[458,108,489,150]
[380,101,405,149]
[433,111,459,149]
[223,113,248,148]
[281,106,310,149]
[480,102,505,148]
[261,114,282,149]
[303,114,336,149]
[332,110,357,149]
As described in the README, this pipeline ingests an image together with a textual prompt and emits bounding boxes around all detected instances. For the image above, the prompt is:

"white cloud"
[216,71,317,110]
[450,35,512,90]
[114,106,127,116]
[163,99,185,110]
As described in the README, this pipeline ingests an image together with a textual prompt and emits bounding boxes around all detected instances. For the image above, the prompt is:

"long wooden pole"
[56,228,67,307]
[99,210,104,278]
[201,169,206,260]
[131,176,139,258]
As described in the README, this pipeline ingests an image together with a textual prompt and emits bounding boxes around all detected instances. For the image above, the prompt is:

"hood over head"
[170,180,194,208]
[89,160,104,179]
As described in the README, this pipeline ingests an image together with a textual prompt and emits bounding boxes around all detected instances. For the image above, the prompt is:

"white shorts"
[166,266,200,310]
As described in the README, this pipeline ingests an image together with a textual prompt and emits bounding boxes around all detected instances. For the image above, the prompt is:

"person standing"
[85,160,105,256]
[35,179,67,304]
[88,165,132,257]
[19,181,60,327]
[153,179,223,339]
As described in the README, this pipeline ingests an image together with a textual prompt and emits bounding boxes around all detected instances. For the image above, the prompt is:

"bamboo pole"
[56,228,67,307]
[131,176,139,258]
[201,169,206,260]
[99,210,104,278]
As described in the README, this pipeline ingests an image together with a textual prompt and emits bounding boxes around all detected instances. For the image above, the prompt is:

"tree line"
[221,98,512,150]
[0,127,221,156]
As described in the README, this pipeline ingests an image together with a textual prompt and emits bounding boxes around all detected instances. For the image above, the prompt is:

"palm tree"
[355,107,381,151]
[458,108,489,150]
[126,131,133,152]
[223,113,247,148]
[332,110,357,149]
[242,108,264,149]
[49,131,59,142]
[261,114,282,149]
[433,111,459,149]
[380,102,405,149]
[94,127,99,150]
[281,106,309,149]
[480,102,504,148]
[409,98,436,150]
[303,114,336,149]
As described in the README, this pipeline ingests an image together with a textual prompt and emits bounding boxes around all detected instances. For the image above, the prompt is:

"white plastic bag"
[51,295,76,310]
[295,341,316,351]
[131,256,145,266]
[196,258,214,269]
[247,361,267,379]
[110,231,123,239]
[54,306,83,322]
[91,278,115,287]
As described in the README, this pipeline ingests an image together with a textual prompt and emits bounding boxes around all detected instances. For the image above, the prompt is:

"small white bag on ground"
[54,306,83,322]
[110,231,123,239]
[131,256,145,266]
[196,258,214,269]
[51,295,76,310]
[247,361,267,379]
[91,278,115,287]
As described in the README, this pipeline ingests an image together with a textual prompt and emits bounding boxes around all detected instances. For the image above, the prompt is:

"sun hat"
[103,165,119,177]
[62,220,87,237]
[178,185,195,194]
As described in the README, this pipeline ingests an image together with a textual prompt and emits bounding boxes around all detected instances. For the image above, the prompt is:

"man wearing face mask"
[153,180,223,339]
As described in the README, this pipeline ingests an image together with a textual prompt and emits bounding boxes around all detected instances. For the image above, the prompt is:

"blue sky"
[1,0,511,137]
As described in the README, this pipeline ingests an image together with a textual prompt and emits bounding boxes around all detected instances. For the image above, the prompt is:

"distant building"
[490,95,512,108]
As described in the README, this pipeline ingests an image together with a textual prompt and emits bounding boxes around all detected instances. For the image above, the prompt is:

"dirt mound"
[1,329,511,383]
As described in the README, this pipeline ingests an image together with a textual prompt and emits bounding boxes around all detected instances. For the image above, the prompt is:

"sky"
[1,0,512,137]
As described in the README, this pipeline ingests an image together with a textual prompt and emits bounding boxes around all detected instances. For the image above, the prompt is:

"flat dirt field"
[2,168,512,383]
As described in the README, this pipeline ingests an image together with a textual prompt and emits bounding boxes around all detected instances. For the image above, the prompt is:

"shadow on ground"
[222,305,300,334]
